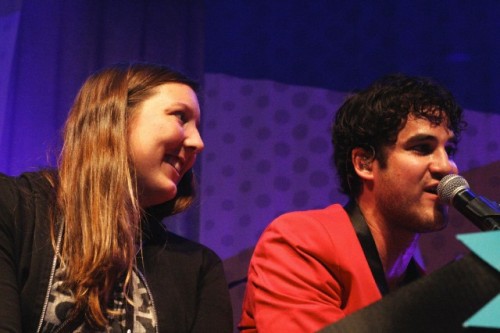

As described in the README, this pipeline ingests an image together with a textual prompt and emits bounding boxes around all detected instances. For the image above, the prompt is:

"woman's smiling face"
[128,83,204,208]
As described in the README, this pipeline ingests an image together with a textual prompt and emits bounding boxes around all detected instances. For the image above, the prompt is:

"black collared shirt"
[344,200,422,295]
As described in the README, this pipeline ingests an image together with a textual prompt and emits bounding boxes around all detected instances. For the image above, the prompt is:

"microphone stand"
[453,191,500,231]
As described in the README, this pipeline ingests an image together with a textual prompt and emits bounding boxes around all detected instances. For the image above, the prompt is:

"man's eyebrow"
[405,133,457,144]
[404,134,437,144]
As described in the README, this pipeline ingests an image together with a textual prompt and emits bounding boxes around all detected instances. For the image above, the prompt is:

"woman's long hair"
[52,63,198,328]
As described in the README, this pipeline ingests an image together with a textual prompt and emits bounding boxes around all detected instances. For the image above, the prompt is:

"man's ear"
[352,147,375,179]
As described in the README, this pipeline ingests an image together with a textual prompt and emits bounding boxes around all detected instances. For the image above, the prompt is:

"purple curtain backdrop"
[0,0,204,239]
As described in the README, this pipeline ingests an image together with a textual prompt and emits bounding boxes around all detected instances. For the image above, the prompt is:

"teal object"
[457,231,500,329]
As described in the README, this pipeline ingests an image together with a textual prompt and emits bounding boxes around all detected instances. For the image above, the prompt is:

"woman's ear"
[352,147,374,179]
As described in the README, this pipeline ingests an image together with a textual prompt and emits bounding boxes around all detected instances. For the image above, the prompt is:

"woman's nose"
[185,126,204,153]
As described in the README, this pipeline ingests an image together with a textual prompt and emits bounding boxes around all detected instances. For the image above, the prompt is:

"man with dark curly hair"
[239,74,466,333]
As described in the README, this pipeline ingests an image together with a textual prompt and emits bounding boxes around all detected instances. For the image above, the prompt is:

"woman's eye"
[172,111,187,123]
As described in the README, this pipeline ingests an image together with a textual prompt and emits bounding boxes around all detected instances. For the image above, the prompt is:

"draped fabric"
[200,0,499,275]
[0,0,204,238]
[1,1,499,331]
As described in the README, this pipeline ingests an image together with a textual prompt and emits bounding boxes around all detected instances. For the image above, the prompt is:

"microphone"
[437,174,500,231]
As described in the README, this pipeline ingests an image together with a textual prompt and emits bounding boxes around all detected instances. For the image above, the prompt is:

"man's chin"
[421,216,448,233]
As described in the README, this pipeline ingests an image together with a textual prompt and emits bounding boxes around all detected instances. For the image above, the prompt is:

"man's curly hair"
[332,73,466,198]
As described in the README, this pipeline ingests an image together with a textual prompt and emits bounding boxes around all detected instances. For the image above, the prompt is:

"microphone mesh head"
[437,174,470,203]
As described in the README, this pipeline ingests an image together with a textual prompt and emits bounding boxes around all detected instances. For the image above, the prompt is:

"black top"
[0,171,233,332]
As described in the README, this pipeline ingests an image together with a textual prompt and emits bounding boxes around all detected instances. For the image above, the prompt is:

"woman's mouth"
[164,155,183,174]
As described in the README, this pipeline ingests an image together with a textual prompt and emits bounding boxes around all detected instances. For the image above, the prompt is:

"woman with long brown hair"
[0,63,232,332]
